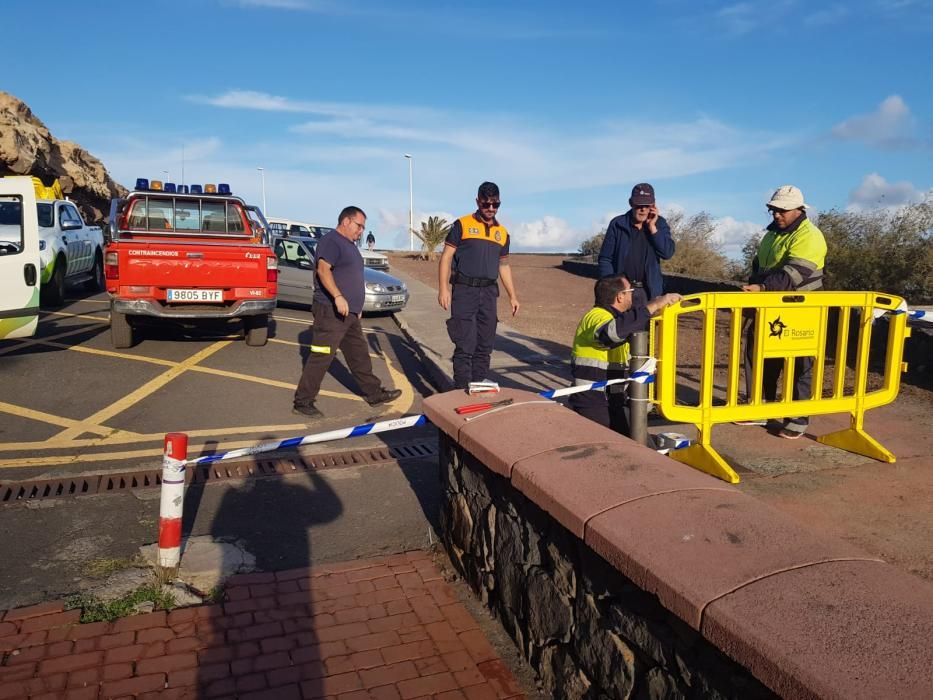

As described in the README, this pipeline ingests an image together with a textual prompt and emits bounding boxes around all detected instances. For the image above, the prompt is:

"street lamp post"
[404,154,413,252]
[257,167,267,215]
[162,170,170,184]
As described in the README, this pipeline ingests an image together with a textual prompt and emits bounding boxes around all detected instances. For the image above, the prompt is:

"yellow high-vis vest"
[571,307,629,371]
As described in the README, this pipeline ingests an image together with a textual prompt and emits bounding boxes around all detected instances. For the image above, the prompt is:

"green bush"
[817,197,933,304]
[661,211,730,279]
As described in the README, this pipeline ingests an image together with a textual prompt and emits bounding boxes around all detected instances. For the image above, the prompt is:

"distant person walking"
[437,182,520,390]
[366,231,375,250]
[738,185,827,439]
[293,206,401,419]
[570,275,680,431]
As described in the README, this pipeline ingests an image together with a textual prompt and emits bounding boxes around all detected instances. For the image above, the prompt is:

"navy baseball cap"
[630,183,655,206]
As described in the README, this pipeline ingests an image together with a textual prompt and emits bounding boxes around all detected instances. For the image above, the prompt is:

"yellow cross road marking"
[0,401,142,438]
[0,306,416,468]
[52,341,234,442]
[0,318,108,356]
[44,309,109,322]
[0,422,311,453]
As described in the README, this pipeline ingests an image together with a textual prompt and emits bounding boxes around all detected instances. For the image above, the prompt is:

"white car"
[306,225,389,270]
[272,235,408,313]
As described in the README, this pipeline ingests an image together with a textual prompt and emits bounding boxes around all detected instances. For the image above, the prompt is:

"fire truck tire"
[245,314,269,346]
[42,257,66,307]
[110,309,134,348]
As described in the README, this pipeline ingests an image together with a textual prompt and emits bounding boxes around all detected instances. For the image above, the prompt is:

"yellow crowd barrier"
[651,291,911,483]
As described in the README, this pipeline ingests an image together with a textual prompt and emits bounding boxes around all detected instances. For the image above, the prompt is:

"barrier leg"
[818,414,895,463]
[668,443,741,484]
[158,433,188,576]
[668,423,740,484]
[629,331,649,446]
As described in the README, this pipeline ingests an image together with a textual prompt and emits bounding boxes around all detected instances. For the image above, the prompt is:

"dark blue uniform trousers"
[447,284,498,389]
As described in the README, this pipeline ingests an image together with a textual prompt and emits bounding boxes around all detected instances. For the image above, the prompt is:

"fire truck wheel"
[110,309,134,348]
[245,315,269,346]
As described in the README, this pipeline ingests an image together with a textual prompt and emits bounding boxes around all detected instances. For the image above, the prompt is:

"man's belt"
[451,272,497,288]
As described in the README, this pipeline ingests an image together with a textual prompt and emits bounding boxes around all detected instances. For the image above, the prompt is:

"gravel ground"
[389,252,591,352]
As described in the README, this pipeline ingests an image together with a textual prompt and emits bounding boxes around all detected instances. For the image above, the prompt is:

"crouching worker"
[569,275,680,432]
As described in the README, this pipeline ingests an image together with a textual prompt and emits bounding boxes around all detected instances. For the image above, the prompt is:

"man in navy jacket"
[597,183,675,301]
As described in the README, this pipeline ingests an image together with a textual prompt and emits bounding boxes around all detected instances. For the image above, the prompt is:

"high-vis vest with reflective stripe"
[571,307,630,370]
[756,216,827,287]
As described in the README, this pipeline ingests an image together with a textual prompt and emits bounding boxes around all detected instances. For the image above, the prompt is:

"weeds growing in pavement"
[66,584,176,623]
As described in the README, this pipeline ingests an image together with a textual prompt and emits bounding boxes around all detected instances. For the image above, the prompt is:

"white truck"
[0,176,41,339]
[33,178,105,305]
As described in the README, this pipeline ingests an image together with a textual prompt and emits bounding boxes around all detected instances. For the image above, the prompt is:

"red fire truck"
[105,178,277,348]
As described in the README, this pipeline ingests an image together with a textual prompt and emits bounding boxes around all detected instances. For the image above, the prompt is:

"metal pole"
[404,154,413,252]
[629,331,649,445]
[257,167,267,214]
[162,170,170,184]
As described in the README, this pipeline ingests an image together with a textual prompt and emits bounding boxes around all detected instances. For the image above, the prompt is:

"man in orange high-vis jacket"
[437,182,520,390]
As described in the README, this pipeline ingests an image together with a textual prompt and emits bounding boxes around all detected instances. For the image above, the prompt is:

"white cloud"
[714,0,797,35]
[805,4,848,25]
[712,217,763,259]
[831,95,916,149]
[846,173,924,210]
[512,216,581,253]
[232,0,340,11]
[377,209,456,251]
[193,90,793,197]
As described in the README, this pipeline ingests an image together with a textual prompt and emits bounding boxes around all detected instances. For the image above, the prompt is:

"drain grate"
[0,440,437,505]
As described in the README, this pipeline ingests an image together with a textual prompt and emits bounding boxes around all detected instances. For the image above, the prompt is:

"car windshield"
[307,226,336,239]
[123,196,249,235]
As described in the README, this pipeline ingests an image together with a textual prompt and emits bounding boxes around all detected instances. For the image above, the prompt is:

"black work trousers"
[447,284,498,390]
[743,321,813,428]
[568,364,631,436]
[294,301,382,406]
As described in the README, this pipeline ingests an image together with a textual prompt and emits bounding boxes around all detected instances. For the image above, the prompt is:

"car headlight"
[366,282,386,293]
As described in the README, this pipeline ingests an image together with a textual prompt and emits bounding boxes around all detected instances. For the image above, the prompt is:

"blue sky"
[5,0,932,256]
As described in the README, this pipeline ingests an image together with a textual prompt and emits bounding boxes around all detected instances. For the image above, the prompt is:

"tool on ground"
[468,380,500,395]
[455,398,514,415]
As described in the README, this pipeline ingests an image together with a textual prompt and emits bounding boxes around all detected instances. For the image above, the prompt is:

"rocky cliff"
[0,91,126,224]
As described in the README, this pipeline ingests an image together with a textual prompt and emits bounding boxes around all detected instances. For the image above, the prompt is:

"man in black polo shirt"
[437,182,520,390]
[293,206,401,418]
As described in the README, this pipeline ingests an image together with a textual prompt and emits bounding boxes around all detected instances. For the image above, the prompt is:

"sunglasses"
[479,201,501,209]
[767,207,789,214]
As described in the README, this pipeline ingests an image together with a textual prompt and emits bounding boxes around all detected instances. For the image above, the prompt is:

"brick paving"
[0,551,526,699]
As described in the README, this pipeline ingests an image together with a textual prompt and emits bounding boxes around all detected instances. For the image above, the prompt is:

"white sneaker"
[732,418,767,426]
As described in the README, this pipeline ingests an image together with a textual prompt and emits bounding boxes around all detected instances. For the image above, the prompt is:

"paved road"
[0,291,436,481]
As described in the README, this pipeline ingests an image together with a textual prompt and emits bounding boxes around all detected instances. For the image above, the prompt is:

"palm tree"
[414,216,451,261]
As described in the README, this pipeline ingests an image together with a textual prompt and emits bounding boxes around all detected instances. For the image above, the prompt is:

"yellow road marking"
[0,401,140,438]
[1,311,416,466]
[28,338,357,399]
[0,319,107,356]
[0,422,311,452]
[44,309,109,322]
[52,341,233,441]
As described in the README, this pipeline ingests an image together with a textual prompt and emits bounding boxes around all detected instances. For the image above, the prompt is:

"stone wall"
[438,433,774,699]
[424,388,933,700]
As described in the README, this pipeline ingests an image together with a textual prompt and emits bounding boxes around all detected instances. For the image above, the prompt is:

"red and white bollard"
[158,432,188,572]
